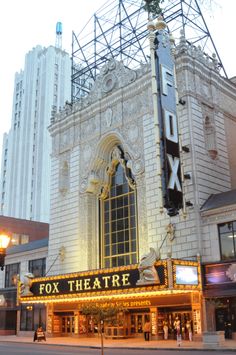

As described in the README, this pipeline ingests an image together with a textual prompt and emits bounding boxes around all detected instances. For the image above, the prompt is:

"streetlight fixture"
[0,231,11,270]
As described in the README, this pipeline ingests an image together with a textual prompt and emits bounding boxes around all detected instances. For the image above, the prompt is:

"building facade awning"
[18,259,201,304]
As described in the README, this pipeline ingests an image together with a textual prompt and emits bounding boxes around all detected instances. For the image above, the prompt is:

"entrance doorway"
[130,312,150,335]
[61,316,75,335]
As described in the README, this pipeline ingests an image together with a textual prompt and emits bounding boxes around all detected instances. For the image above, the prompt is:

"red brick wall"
[0,216,49,242]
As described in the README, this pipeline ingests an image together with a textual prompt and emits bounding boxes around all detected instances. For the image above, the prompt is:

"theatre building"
[18,17,236,340]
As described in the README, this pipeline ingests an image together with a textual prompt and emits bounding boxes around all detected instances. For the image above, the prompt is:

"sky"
[0,0,235,153]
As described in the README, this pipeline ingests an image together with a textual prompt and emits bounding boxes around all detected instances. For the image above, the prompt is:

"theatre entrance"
[61,315,75,336]
[130,311,150,335]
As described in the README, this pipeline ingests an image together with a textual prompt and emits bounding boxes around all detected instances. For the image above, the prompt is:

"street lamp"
[0,231,11,270]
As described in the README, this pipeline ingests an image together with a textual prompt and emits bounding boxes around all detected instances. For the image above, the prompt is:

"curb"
[0,339,236,351]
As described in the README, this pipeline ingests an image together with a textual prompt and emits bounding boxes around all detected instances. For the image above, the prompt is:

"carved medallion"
[102,73,117,93]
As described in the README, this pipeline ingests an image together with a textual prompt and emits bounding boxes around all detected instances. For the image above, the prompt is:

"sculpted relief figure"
[20,273,34,296]
[136,248,160,285]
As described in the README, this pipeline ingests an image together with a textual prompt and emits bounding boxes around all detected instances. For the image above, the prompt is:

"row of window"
[5,258,46,288]
[11,234,29,246]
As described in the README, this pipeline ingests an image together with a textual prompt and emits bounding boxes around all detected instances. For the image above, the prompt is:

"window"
[20,304,46,331]
[100,148,137,268]
[21,234,29,244]
[11,234,19,245]
[5,263,20,287]
[29,258,46,277]
[218,221,236,260]
[20,305,33,331]
[11,233,29,246]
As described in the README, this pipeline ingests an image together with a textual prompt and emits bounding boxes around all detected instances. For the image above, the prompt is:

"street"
[0,343,234,355]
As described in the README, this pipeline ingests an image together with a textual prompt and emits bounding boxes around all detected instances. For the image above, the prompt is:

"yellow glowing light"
[20,288,199,304]
[0,232,11,249]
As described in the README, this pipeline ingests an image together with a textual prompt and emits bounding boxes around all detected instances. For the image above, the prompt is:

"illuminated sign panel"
[204,262,236,286]
[23,265,167,298]
[175,265,198,285]
[155,30,183,216]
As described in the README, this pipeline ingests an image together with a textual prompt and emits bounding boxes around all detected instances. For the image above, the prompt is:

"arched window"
[100,150,137,268]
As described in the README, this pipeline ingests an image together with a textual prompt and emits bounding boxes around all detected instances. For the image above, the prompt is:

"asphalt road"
[0,343,235,355]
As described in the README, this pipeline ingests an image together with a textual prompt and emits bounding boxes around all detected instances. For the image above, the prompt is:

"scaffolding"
[71,0,227,102]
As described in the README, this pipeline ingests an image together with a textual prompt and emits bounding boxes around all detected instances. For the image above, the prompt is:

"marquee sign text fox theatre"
[155,28,183,216]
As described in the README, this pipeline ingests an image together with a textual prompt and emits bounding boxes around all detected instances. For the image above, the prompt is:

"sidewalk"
[0,335,236,351]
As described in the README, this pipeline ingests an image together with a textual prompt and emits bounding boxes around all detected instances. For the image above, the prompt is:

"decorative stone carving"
[166,223,175,242]
[59,246,66,262]
[128,159,144,176]
[204,115,218,160]
[136,248,160,285]
[80,178,88,193]
[102,102,122,130]
[85,59,137,104]
[20,273,34,296]
[102,73,117,93]
[86,171,101,194]
[100,146,135,200]
[59,160,69,195]
[104,107,113,127]
[51,60,151,123]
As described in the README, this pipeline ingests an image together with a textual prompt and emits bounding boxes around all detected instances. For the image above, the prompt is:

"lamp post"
[0,231,11,270]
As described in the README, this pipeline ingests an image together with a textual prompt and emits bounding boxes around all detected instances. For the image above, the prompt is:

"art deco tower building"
[0,24,71,222]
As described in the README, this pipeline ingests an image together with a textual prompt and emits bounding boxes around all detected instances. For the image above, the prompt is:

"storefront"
[203,261,236,339]
[0,288,17,335]
[18,258,202,340]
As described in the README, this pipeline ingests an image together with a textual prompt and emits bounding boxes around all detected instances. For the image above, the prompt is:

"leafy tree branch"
[143,0,164,18]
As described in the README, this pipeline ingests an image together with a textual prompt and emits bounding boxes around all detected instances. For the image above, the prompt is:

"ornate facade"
[48,41,236,274]
[18,24,236,340]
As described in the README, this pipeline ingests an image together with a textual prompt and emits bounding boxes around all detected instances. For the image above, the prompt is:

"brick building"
[0,216,48,334]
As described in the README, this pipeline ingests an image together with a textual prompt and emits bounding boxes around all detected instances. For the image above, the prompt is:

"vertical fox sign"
[155,18,183,216]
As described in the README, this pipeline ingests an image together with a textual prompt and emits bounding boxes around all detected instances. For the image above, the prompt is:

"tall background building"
[0,24,71,222]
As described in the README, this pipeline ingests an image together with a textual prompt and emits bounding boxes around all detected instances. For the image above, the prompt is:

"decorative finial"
[147,20,155,32]
[155,15,167,30]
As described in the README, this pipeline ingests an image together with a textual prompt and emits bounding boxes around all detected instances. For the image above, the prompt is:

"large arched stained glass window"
[100,158,138,268]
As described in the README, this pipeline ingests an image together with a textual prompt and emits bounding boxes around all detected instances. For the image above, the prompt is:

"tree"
[79,303,125,355]
[143,0,217,19]
[143,0,164,18]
